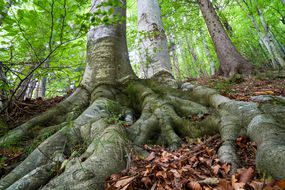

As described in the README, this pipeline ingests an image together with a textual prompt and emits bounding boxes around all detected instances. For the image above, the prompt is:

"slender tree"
[198,0,252,76]
[200,28,215,76]
[237,0,285,69]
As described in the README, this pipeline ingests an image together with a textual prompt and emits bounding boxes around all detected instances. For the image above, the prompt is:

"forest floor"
[0,70,285,189]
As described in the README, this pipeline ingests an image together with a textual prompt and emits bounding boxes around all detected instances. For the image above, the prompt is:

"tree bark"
[200,28,215,76]
[169,41,182,81]
[37,61,50,98]
[198,0,252,76]
[137,0,175,85]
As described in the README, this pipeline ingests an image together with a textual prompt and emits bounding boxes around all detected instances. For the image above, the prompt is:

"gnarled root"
[1,82,285,190]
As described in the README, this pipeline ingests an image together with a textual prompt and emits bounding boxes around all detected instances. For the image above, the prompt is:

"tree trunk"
[0,62,9,109]
[236,0,285,69]
[186,34,200,76]
[282,0,285,6]
[257,7,285,68]
[1,1,285,190]
[37,61,50,98]
[16,67,34,100]
[198,0,252,76]
[137,0,175,85]
[200,28,215,76]
[169,41,182,81]
[24,79,36,99]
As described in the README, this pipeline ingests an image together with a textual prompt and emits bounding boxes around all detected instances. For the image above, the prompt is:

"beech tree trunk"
[200,28,215,76]
[198,0,252,76]
[137,0,175,85]
[37,61,50,98]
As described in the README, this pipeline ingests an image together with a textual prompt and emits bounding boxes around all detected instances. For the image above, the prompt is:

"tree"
[0,0,285,189]
[237,0,285,69]
[137,0,175,86]
[198,0,253,76]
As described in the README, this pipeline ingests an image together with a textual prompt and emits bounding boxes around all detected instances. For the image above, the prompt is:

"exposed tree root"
[1,81,285,190]
[0,88,90,148]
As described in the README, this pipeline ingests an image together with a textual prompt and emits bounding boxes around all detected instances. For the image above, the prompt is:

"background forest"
[0,0,284,100]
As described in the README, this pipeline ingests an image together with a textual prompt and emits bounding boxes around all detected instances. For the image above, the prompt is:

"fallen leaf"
[170,169,181,178]
[141,176,152,188]
[276,179,285,189]
[239,167,254,184]
[114,176,136,188]
[187,181,202,190]
[212,165,220,175]
[146,152,156,161]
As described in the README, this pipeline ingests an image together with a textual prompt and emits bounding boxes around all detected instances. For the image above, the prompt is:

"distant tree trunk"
[37,61,50,98]
[0,62,9,109]
[16,66,34,100]
[170,42,181,81]
[200,28,215,76]
[282,0,285,6]
[198,0,252,76]
[257,8,285,68]
[137,0,175,85]
[24,79,36,99]
[237,0,285,69]
[186,35,200,76]
[179,42,191,78]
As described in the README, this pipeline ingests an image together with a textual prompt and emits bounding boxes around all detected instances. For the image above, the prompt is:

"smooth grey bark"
[16,66,35,100]
[169,41,181,81]
[200,28,215,76]
[198,0,252,76]
[24,78,36,99]
[137,0,174,81]
[37,61,50,98]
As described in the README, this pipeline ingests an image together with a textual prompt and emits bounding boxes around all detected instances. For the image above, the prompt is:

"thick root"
[187,85,285,177]
[0,88,90,147]
[126,82,216,149]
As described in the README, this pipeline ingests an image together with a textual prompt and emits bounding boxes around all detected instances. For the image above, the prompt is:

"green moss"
[24,127,58,154]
